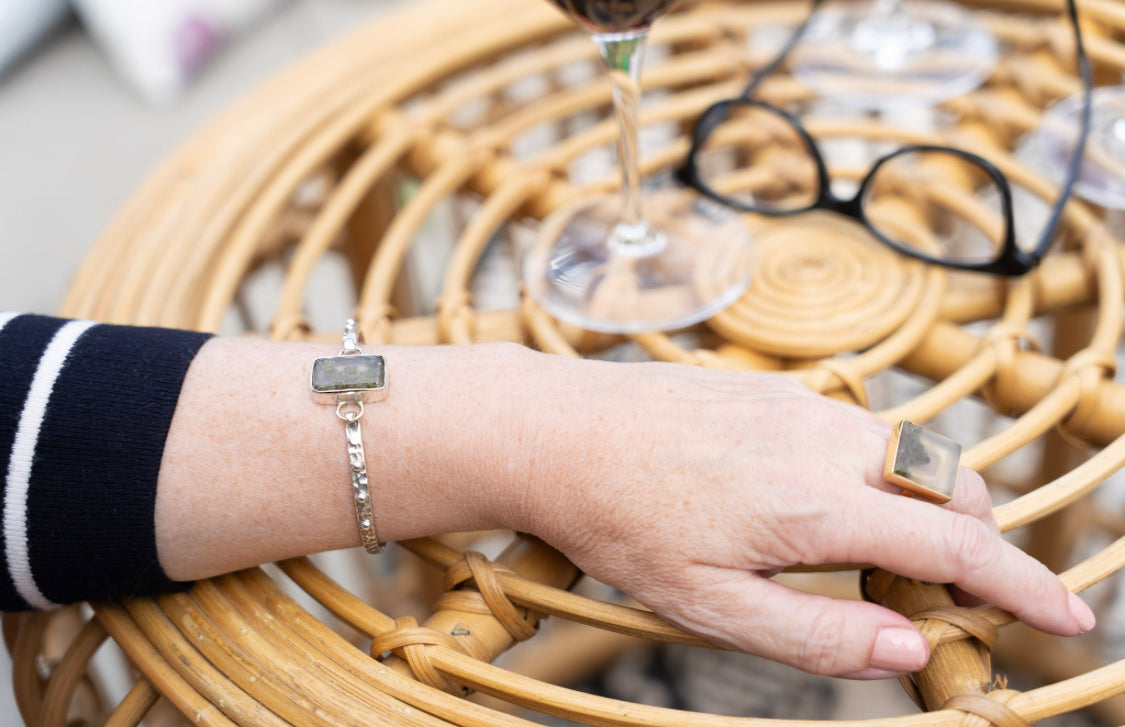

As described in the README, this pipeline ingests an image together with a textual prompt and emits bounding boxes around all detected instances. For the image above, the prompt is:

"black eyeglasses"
[676,0,1092,277]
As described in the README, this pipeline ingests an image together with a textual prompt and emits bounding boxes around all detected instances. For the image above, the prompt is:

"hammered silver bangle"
[310,319,388,554]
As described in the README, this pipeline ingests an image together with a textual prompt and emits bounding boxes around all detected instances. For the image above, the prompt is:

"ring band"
[883,420,961,504]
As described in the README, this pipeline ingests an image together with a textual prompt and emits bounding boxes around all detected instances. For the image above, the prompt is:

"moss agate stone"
[311,354,386,396]
[883,420,960,503]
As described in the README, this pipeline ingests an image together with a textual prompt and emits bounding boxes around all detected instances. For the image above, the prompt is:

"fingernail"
[1069,592,1096,634]
[870,627,929,673]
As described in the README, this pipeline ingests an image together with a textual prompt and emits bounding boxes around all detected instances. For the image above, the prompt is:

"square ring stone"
[882,421,961,504]
[310,354,387,404]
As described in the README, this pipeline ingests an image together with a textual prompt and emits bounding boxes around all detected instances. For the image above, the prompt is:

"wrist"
[485,352,623,550]
[157,338,546,580]
[370,341,544,541]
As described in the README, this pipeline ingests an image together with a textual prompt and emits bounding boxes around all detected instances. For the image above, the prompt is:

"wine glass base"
[523,191,756,333]
[789,0,998,109]
[1031,85,1125,211]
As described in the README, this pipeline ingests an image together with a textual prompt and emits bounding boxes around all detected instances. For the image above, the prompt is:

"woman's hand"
[514,354,1095,679]
[158,340,1093,680]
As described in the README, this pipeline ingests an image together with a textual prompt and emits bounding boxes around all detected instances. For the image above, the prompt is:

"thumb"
[670,572,930,678]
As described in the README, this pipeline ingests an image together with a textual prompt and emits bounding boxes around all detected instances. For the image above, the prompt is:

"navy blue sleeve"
[0,313,212,610]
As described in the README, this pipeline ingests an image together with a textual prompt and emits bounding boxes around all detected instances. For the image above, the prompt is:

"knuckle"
[802,404,860,445]
[945,515,998,580]
[956,469,997,525]
[795,607,850,676]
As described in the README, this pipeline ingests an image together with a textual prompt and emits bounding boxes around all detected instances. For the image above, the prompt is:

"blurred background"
[0,0,403,317]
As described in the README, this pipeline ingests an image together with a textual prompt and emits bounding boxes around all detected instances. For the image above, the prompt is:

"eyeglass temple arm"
[739,0,825,100]
[1028,0,1092,266]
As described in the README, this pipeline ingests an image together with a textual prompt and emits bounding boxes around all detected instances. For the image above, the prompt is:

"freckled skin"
[158,339,1091,679]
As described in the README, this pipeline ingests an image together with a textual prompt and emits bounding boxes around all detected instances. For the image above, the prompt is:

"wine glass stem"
[593,30,661,255]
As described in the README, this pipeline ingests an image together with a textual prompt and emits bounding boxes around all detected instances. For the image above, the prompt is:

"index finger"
[846,490,1093,637]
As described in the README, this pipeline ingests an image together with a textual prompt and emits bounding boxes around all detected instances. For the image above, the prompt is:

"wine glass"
[1032,86,1125,216]
[522,0,756,333]
[787,0,999,109]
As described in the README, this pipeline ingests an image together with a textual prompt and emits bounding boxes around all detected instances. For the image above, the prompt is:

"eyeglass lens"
[683,0,1089,275]
[692,105,1062,267]
[861,149,1011,265]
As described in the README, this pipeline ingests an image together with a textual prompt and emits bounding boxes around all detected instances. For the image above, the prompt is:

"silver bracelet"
[310,319,388,553]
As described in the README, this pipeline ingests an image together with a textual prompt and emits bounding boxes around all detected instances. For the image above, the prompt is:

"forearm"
[155,338,546,581]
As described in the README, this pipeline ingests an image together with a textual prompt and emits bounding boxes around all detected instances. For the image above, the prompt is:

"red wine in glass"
[546,0,684,33]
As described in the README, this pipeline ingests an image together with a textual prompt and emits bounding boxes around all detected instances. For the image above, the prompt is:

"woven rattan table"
[10,0,1125,724]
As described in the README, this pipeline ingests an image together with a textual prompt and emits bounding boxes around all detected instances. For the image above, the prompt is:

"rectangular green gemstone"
[891,421,960,501]
[311,354,386,394]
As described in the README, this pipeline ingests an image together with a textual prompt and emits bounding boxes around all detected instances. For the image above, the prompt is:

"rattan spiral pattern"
[8,0,1125,725]
[707,213,932,358]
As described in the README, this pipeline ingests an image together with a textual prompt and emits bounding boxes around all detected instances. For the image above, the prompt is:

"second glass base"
[523,190,756,333]
[1031,85,1125,211]
[789,0,998,109]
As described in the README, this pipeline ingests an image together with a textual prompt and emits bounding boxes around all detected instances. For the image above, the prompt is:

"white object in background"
[0,0,70,75]
[70,0,287,105]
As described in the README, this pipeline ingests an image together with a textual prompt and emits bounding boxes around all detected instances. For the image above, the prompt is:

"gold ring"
[883,421,961,504]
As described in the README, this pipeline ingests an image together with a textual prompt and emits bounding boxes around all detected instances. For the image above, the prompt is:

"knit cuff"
[0,314,211,610]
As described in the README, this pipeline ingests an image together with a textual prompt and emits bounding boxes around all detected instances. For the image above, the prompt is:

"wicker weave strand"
[11,0,1125,725]
[370,617,468,696]
[943,690,1030,727]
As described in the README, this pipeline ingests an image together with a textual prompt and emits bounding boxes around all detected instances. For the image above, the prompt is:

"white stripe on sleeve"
[4,319,97,609]
[0,312,19,332]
